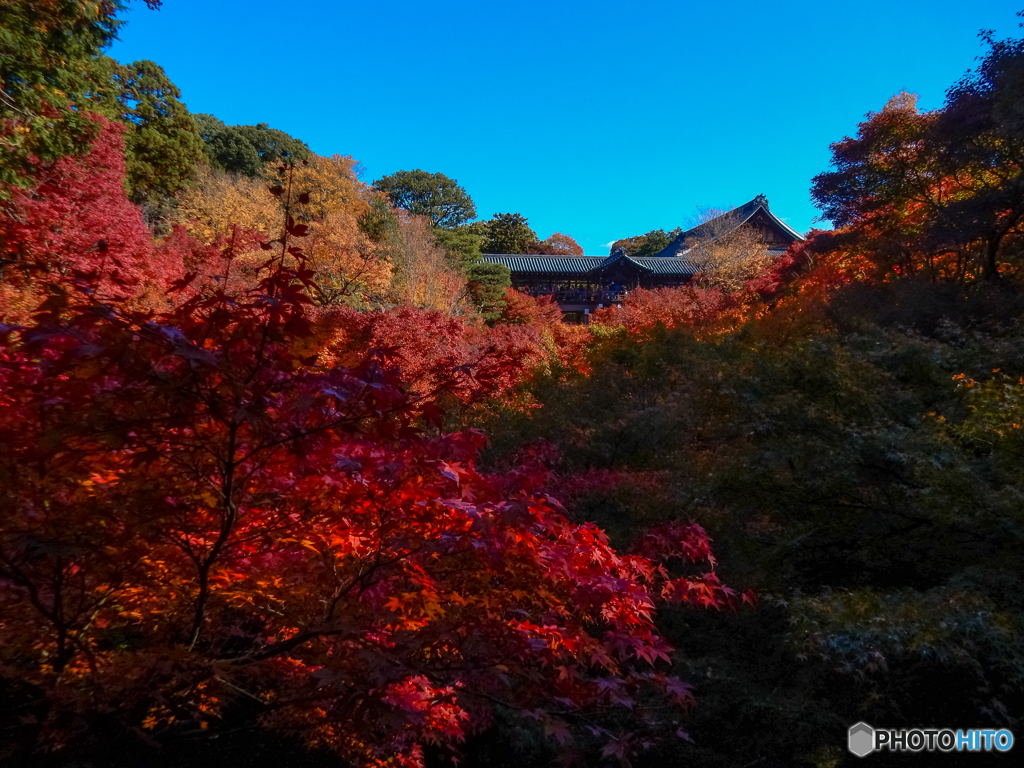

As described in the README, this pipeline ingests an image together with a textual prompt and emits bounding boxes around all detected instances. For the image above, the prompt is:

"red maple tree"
[0,117,189,319]
[0,195,741,766]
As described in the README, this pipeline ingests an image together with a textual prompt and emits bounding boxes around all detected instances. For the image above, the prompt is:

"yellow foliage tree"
[173,166,281,243]
[290,155,394,306]
[291,154,369,223]
[175,155,396,307]
[685,207,772,292]
[388,213,467,314]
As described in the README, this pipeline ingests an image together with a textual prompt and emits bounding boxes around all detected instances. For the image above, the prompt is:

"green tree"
[358,195,401,245]
[99,58,206,203]
[482,212,539,254]
[195,114,311,177]
[432,226,484,270]
[465,260,511,321]
[610,228,680,257]
[0,0,161,193]
[373,169,477,229]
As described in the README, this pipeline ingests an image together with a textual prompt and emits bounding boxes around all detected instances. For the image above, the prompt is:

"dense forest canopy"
[1,3,1023,767]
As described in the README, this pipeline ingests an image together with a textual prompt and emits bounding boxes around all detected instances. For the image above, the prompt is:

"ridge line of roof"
[653,195,805,258]
[734,197,805,242]
[596,251,655,272]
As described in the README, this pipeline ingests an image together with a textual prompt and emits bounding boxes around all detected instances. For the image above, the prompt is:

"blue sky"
[109,0,1023,254]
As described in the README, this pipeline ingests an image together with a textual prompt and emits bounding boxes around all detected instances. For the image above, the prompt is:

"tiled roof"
[481,253,700,275]
[481,255,602,273]
[630,257,700,275]
[481,230,789,277]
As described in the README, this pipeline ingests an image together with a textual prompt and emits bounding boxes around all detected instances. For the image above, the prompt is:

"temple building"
[481,194,804,322]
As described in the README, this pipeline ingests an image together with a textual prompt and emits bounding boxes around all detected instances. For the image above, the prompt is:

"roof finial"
[754,194,769,208]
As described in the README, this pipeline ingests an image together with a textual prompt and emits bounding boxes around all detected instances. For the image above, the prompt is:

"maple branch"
[188,422,240,650]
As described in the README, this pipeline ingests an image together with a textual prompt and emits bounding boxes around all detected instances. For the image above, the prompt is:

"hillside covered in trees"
[2,2,1023,767]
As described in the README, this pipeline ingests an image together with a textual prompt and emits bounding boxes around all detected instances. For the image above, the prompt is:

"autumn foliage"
[809,67,1024,282]
[11,6,1024,766]
[0,135,741,765]
[590,248,798,340]
[0,117,184,317]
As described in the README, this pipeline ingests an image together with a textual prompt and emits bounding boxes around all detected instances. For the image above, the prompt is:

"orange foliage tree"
[811,28,1024,285]
[528,232,585,256]
[175,155,394,307]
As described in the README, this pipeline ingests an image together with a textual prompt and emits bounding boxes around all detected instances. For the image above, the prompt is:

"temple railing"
[518,287,629,303]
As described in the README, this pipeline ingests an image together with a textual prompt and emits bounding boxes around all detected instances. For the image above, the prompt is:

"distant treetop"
[373,169,477,229]
[195,114,311,177]
[609,228,681,258]
[481,212,540,254]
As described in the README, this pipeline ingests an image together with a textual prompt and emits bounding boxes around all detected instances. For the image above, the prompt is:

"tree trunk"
[983,239,1002,280]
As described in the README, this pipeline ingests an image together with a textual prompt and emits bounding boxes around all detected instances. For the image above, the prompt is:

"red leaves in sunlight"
[590,247,801,339]
[315,302,555,409]
[497,287,564,329]
[0,220,741,766]
[0,118,164,310]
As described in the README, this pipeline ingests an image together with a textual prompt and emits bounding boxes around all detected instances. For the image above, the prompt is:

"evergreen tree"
[374,169,477,230]
[195,114,311,177]
[465,260,511,321]
[0,0,162,193]
[107,59,205,203]
[482,212,539,254]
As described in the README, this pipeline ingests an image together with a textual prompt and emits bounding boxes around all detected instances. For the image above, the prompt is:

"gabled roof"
[480,196,799,277]
[653,194,805,258]
[594,252,654,272]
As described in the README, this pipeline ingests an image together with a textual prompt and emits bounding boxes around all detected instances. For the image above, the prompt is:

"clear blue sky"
[109,0,1023,254]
